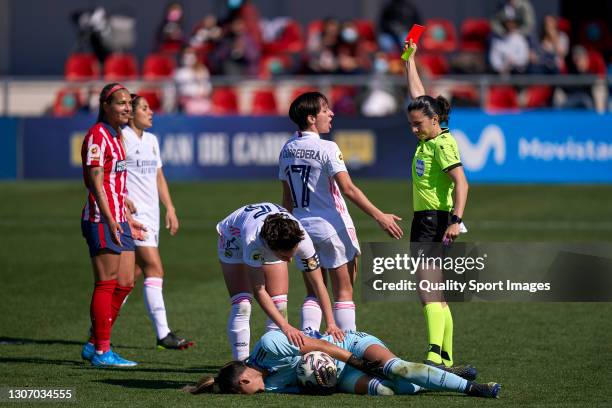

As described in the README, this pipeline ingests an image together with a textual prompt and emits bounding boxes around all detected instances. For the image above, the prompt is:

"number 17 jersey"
[278,131,355,243]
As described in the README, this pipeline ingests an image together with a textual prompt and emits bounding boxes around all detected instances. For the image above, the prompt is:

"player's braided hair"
[407,95,451,125]
[261,213,304,251]
[182,361,248,394]
[289,91,329,131]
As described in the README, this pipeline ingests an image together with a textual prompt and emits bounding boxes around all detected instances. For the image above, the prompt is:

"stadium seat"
[142,53,176,80]
[417,53,450,77]
[289,86,318,102]
[330,85,357,116]
[211,87,239,115]
[262,19,304,55]
[422,19,457,52]
[103,52,138,81]
[354,19,378,52]
[587,49,607,77]
[137,87,163,112]
[459,18,491,52]
[486,86,518,111]
[306,20,324,39]
[65,53,100,81]
[251,89,278,115]
[450,84,480,107]
[525,85,553,108]
[53,88,82,117]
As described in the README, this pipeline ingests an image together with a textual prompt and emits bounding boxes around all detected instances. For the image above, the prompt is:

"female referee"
[403,40,473,377]
[183,329,500,397]
[122,94,193,350]
[79,83,142,367]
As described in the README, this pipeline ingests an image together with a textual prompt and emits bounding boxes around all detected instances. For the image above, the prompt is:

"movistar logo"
[452,125,506,171]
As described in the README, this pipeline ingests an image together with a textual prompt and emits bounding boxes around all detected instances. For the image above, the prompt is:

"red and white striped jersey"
[81,122,128,223]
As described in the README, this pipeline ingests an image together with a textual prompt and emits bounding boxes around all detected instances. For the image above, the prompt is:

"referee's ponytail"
[407,95,451,125]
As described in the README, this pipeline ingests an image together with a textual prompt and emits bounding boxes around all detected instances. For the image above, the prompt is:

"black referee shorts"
[410,210,451,258]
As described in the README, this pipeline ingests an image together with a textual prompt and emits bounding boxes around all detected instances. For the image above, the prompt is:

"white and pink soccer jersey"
[123,126,163,234]
[278,131,355,243]
[81,122,128,223]
[216,203,318,271]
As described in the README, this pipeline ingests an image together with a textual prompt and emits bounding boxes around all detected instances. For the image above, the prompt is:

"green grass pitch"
[0,181,611,407]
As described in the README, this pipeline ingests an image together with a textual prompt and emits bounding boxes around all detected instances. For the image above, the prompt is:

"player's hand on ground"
[376,213,403,239]
[324,323,345,342]
[443,223,460,245]
[125,197,138,214]
[109,220,123,246]
[165,207,179,236]
[282,324,306,348]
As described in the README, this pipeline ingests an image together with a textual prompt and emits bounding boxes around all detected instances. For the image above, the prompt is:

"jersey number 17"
[285,165,311,208]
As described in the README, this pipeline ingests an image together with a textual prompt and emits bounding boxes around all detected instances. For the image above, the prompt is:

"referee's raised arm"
[403,39,426,99]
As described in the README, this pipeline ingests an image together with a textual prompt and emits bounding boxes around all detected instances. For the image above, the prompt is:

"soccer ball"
[296,351,337,394]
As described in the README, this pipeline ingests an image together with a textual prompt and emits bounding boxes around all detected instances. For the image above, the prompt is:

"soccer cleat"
[91,350,138,368]
[81,342,95,361]
[157,331,194,350]
[424,360,478,381]
[466,381,501,398]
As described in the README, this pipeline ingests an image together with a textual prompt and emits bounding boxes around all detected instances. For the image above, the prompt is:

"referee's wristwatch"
[450,214,462,225]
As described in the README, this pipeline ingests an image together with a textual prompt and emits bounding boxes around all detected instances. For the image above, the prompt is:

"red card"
[404,24,425,44]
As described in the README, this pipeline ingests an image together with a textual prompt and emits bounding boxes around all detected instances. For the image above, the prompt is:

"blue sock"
[382,358,467,393]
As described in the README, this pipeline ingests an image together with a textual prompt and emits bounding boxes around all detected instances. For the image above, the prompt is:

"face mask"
[341,28,358,43]
[374,58,388,74]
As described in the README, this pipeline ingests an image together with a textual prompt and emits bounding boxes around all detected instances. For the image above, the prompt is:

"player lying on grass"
[184,329,500,398]
[217,203,344,361]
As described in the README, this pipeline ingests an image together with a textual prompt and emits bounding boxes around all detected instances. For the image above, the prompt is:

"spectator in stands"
[489,12,530,74]
[528,15,569,74]
[337,21,371,74]
[560,45,608,110]
[307,17,342,74]
[174,47,212,114]
[491,0,535,39]
[378,0,422,53]
[156,2,185,53]
[189,14,223,49]
[209,16,261,76]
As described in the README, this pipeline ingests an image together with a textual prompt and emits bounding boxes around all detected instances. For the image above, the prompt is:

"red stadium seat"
[103,52,138,81]
[330,85,357,116]
[142,53,176,80]
[306,20,324,38]
[65,53,100,81]
[459,19,491,52]
[525,85,553,108]
[422,19,457,52]
[417,53,450,77]
[450,84,480,107]
[137,87,163,112]
[486,86,518,111]
[53,88,82,117]
[289,86,318,102]
[354,19,377,52]
[211,87,239,115]
[263,19,304,56]
[587,49,607,77]
[251,89,278,115]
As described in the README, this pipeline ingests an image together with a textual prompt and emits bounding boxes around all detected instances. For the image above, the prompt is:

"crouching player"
[184,329,500,398]
[217,203,344,361]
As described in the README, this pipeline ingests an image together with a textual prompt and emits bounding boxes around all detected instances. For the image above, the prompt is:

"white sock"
[333,301,356,331]
[265,294,288,331]
[300,296,322,331]
[368,378,395,395]
[228,293,252,360]
[143,277,171,340]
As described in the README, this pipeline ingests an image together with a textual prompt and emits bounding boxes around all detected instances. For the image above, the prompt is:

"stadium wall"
[0,117,17,179]
[10,111,612,183]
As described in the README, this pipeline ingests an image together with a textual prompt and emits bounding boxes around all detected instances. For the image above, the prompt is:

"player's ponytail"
[407,94,451,125]
[183,361,249,394]
[182,376,217,394]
